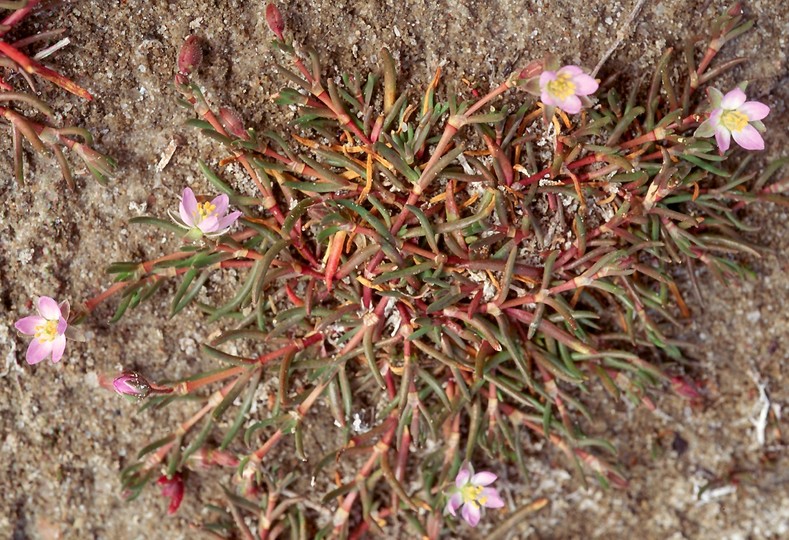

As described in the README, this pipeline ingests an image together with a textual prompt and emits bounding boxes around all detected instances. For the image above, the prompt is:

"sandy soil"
[0,0,787,538]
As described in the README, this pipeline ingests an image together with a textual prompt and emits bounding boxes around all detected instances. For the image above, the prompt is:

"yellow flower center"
[720,110,748,133]
[547,73,576,100]
[194,201,217,222]
[460,484,487,507]
[35,319,59,343]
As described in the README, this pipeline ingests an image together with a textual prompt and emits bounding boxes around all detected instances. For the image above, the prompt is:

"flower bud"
[191,447,240,468]
[73,143,115,180]
[157,473,185,515]
[670,376,702,401]
[239,459,260,497]
[266,3,285,41]
[113,371,151,398]
[177,35,203,76]
[210,450,240,467]
[174,72,189,89]
[219,107,248,139]
[518,59,544,80]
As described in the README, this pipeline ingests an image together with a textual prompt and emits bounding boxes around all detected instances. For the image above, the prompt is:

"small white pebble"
[156,139,179,172]
[746,310,761,323]
[17,248,33,264]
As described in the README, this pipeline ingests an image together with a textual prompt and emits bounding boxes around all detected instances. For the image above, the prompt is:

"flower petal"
[455,465,471,488]
[721,88,746,110]
[178,201,191,226]
[707,87,723,108]
[571,73,598,95]
[732,123,764,151]
[216,211,242,232]
[50,335,67,363]
[56,317,68,335]
[59,300,70,320]
[461,502,481,527]
[694,119,715,139]
[714,126,731,153]
[27,339,53,364]
[211,194,229,217]
[557,65,583,76]
[471,471,497,486]
[709,108,722,125]
[15,315,44,335]
[180,188,198,226]
[540,90,556,107]
[750,120,766,132]
[38,296,60,320]
[446,492,463,516]
[481,487,505,508]
[198,215,219,233]
[539,71,557,89]
[556,95,582,114]
[740,101,770,122]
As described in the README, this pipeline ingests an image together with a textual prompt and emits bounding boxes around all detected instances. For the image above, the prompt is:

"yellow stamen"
[194,201,217,221]
[34,320,59,343]
[547,73,576,100]
[461,484,484,505]
[720,110,748,133]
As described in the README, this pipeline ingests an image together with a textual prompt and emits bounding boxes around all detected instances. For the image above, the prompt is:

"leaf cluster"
[107,4,787,537]
[0,1,113,186]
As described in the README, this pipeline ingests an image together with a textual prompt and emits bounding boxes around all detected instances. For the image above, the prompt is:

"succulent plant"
[48,2,785,537]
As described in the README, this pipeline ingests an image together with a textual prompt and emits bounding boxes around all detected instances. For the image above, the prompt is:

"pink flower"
[539,65,598,114]
[113,371,151,398]
[695,88,769,153]
[445,463,505,527]
[14,296,70,364]
[177,187,242,237]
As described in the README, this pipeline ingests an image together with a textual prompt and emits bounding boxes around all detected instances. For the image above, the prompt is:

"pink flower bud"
[113,371,151,398]
[211,450,240,467]
[219,107,248,139]
[191,447,240,468]
[174,72,189,87]
[178,35,203,76]
[266,3,285,41]
[157,473,185,515]
[518,59,544,80]
[670,376,702,401]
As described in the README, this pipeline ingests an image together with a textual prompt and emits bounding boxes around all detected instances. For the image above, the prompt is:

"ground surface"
[0,0,787,538]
